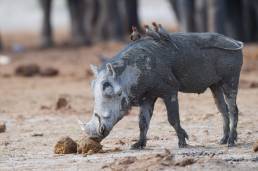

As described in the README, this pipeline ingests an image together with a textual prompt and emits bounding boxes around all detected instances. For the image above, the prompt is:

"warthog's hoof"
[227,131,237,147]
[219,135,229,144]
[227,137,237,147]
[227,142,236,147]
[178,129,188,148]
[130,141,145,150]
[178,141,187,148]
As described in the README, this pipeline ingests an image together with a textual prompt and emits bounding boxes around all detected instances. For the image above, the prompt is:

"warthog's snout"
[82,113,110,140]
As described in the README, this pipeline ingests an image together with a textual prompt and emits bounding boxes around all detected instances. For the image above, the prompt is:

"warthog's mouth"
[78,119,105,141]
[86,129,109,142]
[89,137,103,143]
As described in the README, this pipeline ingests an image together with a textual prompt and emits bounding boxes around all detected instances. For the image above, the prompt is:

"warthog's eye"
[102,81,112,91]
[102,81,115,98]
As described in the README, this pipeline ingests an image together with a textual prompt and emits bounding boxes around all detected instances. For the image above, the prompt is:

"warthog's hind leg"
[223,83,239,147]
[210,83,230,144]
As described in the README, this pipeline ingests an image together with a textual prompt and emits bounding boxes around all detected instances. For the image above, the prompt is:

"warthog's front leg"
[131,97,157,149]
[163,93,189,148]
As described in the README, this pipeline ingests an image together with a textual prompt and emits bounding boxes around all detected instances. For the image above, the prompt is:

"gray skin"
[81,27,243,149]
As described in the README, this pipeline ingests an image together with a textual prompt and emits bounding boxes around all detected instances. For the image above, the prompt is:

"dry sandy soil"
[1,34,258,170]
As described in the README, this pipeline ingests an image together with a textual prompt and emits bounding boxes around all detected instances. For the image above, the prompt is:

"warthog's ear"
[90,64,98,77]
[106,63,116,78]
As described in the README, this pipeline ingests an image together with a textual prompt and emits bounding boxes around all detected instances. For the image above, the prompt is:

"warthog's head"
[79,63,129,140]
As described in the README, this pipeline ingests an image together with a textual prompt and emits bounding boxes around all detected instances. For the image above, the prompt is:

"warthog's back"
[168,33,243,93]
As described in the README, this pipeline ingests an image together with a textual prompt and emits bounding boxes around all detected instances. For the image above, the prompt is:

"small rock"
[253,140,258,152]
[32,133,44,137]
[40,105,51,110]
[15,64,40,77]
[54,136,77,154]
[40,67,59,77]
[0,122,6,133]
[56,97,69,110]
[250,82,258,88]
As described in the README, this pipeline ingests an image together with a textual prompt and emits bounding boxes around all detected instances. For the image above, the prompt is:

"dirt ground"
[1,34,258,170]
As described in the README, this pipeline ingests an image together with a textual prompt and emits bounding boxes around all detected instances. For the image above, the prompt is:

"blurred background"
[1,0,258,51]
[0,0,257,82]
[0,0,177,50]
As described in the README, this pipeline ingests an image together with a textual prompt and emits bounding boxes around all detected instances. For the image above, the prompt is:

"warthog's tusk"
[77,119,86,131]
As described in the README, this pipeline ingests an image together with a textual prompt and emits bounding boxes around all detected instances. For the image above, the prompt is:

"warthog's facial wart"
[81,63,129,139]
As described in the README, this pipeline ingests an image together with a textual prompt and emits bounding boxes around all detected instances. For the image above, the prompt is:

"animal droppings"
[54,136,77,154]
[77,136,103,155]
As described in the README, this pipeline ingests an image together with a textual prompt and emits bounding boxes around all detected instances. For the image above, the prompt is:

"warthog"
[80,25,243,149]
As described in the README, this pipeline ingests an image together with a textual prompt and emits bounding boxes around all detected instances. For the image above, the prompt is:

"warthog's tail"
[201,34,244,51]
[219,39,244,51]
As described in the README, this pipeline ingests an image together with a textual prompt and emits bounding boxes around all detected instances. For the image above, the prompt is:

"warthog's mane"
[98,34,176,75]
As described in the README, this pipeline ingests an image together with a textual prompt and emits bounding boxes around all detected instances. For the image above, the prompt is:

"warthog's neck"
[117,65,141,107]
